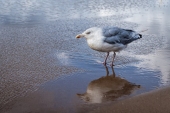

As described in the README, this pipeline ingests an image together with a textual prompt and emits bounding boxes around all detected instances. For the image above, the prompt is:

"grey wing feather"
[103,27,120,37]
[103,27,136,45]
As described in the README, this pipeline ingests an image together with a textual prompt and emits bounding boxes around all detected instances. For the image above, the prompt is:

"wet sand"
[0,0,170,113]
[90,86,170,113]
[0,65,142,113]
[1,85,170,113]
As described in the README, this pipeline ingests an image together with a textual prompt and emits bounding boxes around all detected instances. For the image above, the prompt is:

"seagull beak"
[76,34,85,39]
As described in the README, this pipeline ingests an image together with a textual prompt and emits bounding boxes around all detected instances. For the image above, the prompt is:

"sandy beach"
[0,0,170,113]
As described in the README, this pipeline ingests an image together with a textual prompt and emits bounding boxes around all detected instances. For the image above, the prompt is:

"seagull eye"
[86,31,91,34]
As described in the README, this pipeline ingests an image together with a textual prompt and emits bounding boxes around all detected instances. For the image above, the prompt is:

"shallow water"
[0,0,170,113]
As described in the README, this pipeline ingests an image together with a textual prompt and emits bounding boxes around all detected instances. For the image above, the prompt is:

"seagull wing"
[103,27,138,45]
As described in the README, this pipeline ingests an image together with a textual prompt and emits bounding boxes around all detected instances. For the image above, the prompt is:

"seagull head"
[76,27,101,39]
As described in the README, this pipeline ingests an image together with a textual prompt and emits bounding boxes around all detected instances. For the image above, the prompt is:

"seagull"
[76,27,142,66]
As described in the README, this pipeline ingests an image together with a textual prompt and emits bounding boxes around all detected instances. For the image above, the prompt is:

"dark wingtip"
[139,34,142,38]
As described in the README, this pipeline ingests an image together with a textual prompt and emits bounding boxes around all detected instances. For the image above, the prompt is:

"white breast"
[87,38,127,52]
[87,38,104,51]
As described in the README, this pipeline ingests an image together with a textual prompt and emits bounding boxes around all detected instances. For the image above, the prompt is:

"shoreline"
[1,85,170,113]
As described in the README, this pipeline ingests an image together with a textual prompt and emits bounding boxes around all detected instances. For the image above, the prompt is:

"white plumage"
[76,27,142,66]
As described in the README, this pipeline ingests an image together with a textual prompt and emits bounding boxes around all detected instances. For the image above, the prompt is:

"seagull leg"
[111,52,116,66]
[104,65,109,76]
[103,52,109,65]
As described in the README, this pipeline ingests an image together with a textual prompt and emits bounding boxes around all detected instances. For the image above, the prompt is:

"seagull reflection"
[77,66,140,103]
